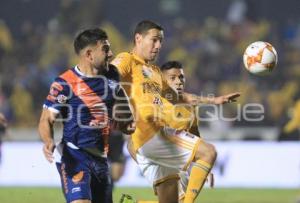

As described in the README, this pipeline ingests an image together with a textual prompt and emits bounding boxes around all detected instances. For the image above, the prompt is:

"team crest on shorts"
[72,171,84,184]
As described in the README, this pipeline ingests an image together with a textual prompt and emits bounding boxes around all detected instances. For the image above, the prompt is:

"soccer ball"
[243,41,278,75]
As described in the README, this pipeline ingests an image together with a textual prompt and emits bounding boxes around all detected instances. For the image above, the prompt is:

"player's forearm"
[182,92,216,105]
[39,120,54,144]
[38,111,55,145]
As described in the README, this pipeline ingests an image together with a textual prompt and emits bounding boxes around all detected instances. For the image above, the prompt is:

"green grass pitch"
[0,187,299,203]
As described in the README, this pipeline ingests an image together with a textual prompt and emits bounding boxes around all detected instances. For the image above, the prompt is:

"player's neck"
[132,48,149,64]
[77,62,106,77]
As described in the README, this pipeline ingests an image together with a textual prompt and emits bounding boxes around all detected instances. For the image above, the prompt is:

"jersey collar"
[74,66,99,78]
[132,53,147,65]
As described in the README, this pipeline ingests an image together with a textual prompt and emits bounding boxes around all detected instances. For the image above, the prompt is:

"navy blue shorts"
[56,145,112,203]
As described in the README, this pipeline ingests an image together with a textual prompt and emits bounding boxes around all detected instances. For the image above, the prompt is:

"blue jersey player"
[38,28,134,203]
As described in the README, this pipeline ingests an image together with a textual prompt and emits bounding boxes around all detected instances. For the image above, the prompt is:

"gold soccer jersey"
[111,52,194,151]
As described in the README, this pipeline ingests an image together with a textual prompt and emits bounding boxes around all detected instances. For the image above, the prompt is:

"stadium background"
[0,0,300,202]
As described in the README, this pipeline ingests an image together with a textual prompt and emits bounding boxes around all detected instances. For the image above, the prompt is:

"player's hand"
[214,92,241,105]
[123,121,136,135]
[206,172,215,188]
[116,119,136,135]
[43,141,55,163]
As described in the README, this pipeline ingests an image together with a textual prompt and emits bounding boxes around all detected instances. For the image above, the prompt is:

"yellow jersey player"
[160,60,216,201]
[112,20,240,203]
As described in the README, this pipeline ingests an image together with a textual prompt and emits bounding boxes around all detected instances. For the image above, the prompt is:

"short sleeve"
[43,77,70,114]
[110,52,132,78]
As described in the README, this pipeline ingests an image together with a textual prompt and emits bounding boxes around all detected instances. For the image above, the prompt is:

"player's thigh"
[57,146,102,203]
[156,178,179,203]
[136,154,181,200]
[138,128,201,170]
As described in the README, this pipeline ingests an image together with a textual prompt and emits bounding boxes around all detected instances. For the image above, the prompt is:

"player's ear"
[135,33,142,45]
[84,48,93,61]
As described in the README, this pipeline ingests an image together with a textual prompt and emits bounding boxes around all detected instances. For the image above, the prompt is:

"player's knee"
[195,142,217,163]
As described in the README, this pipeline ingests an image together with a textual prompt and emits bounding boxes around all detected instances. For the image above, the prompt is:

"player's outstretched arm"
[182,92,241,105]
[38,109,57,163]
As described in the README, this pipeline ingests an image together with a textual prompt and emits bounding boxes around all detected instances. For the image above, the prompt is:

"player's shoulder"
[50,68,76,92]
[105,64,120,82]
[112,52,134,66]
[150,64,161,72]
[58,67,76,82]
[115,52,132,59]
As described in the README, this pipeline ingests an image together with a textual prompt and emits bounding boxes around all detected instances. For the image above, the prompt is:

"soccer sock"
[183,160,212,203]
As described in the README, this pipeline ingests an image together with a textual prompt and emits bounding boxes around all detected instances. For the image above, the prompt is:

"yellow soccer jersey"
[111,52,194,151]
[172,104,198,133]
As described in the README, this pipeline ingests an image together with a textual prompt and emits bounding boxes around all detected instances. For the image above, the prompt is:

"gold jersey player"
[112,20,240,203]
[160,60,216,201]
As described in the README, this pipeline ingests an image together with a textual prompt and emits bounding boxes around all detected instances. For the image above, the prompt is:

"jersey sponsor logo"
[142,82,161,94]
[87,103,109,128]
[142,65,152,78]
[72,171,84,184]
[71,187,81,193]
[77,87,88,94]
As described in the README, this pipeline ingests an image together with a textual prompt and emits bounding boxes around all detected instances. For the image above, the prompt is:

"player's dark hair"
[160,61,183,71]
[134,20,163,42]
[74,28,108,55]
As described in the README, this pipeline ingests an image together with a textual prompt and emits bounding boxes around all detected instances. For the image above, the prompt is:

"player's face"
[163,68,186,96]
[137,29,163,62]
[91,40,113,70]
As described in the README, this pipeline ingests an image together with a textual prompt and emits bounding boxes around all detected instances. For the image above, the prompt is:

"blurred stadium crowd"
[0,0,300,135]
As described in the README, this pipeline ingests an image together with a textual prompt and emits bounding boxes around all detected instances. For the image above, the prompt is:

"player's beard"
[95,56,110,72]
[104,57,110,71]
[93,62,108,74]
